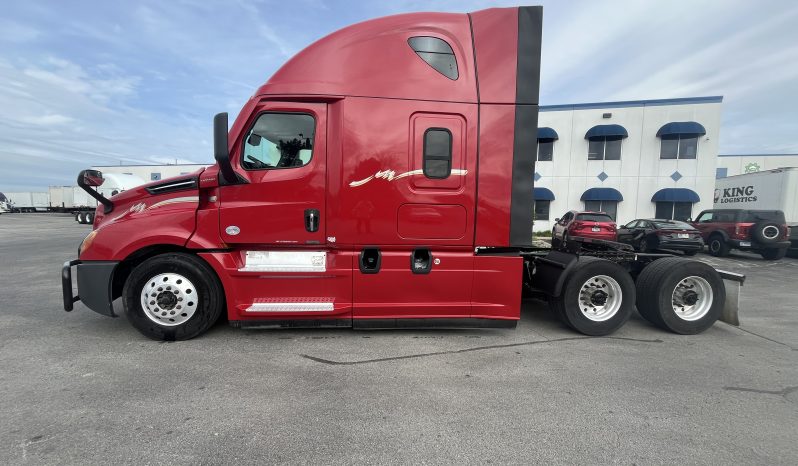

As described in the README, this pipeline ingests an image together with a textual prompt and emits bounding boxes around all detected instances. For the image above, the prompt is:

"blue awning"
[585,124,628,140]
[537,127,558,141]
[656,121,706,137]
[651,188,700,203]
[581,187,623,201]
[533,187,555,201]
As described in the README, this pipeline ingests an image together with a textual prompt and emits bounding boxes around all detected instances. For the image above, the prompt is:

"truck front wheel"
[122,253,225,340]
[549,257,635,336]
[635,257,724,334]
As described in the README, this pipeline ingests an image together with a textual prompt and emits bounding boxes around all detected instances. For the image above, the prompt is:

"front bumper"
[62,260,119,316]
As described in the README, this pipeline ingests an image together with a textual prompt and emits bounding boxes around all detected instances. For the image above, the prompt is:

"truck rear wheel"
[635,257,724,334]
[549,257,635,336]
[122,253,225,340]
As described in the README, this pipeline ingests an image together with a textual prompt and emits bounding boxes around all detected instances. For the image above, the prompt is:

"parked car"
[690,209,790,260]
[551,211,617,248]
[617,219,703,255]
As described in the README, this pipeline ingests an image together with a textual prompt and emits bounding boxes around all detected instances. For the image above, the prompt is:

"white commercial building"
[532,96,722,232]
[716,153,798,178]
[92,164,209,182]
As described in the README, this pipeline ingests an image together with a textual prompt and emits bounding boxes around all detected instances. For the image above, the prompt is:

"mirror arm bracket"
[77,170,114,214]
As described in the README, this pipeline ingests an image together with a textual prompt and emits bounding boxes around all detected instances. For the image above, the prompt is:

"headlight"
[79,230,98,256]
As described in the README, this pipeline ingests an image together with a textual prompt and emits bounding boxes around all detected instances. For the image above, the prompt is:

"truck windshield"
[242,113,315,170]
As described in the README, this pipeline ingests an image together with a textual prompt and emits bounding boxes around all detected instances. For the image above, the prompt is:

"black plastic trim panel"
[145,177,198,195]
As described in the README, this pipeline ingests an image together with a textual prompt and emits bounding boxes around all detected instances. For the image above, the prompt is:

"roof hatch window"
[408,36,458,80]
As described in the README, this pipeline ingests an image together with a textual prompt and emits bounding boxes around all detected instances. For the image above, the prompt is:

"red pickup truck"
[62,6,735,340]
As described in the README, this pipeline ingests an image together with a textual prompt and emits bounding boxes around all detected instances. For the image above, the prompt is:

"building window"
[533,200,550,220]
[242,113,315,170]
[588,137,622,160]
[423,128,452,179]
[715,167,728,179]
[660,135,698,159]
[655,202,693,221]
[150,172,161,180]
[537,140,554,161]
[584,200,618,220]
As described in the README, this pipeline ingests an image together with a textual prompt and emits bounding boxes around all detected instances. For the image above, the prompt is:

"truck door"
[220,102,327,246]
[217,102,352,323]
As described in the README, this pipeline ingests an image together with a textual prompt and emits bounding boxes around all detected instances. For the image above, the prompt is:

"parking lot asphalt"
[1,214,796,464]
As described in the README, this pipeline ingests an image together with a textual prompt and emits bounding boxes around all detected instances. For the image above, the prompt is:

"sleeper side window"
[408,36,458,80]
[242,113,315,170]
[423,128,452,179]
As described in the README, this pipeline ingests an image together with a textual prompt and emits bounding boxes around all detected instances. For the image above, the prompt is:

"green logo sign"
[744,162,760,174]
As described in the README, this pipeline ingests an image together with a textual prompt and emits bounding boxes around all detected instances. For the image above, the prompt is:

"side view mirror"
[77,169,113,213]
[214,112,238,184]
[554,218,560,223]
[686,217,693,222]
[81,169,104,187]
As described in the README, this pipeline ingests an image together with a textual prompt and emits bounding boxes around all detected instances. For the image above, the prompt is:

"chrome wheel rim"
[671,275,713,321]
[762,226,779,240]
[140,273,198,326]
[578,275,622,322]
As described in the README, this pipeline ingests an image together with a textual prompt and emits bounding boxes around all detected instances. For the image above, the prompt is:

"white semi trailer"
[714,167,798,255]
[2,173,145,221]
[4,192,50,212]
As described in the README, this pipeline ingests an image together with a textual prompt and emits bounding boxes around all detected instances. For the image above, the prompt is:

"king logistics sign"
[714,185,757,204]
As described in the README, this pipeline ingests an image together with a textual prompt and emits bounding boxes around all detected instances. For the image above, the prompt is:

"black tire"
[638,238,649,253]
[752,221,782,245]
[683,249,699,256]
[85,212,94,224]
[760,247,787,260]
[77,212,86,224]
[74,212,81,222]
[123,253,225,341]
[708,234,730,257]
[635,257,724,334]
[548,257,635,336]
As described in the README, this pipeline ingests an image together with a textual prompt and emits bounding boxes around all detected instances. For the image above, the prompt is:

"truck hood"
[92,169,205,229]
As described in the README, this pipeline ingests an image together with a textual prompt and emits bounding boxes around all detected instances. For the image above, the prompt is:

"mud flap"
[717,270,745,326]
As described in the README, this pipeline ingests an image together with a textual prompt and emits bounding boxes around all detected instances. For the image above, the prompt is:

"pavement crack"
[301,336,663,365]
[723,385,798,398]
[730,325,797,351]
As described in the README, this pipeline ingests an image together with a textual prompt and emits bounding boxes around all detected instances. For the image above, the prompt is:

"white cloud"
[1,0,797,191]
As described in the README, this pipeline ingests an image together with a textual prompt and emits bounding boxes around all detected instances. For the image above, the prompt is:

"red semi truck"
[62,6,737,340]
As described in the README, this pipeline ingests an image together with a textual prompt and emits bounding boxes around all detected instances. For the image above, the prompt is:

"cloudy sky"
[1,0,797,191]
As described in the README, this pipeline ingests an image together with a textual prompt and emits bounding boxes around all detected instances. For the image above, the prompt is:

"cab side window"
[242,113,315,170]
[696,212,713,223]
[423,128,452,179]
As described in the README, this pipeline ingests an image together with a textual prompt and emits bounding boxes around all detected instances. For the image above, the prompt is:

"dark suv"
[691,209,790,260]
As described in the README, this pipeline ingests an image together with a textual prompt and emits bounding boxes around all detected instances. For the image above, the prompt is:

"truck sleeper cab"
[63,6,734,340]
